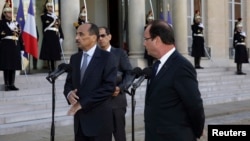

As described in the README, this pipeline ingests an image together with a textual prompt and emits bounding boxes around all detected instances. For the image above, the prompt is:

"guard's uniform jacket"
[40,12,64,61]
[191,23,205,57]
[233,31,249,63]
[0,19,24,70]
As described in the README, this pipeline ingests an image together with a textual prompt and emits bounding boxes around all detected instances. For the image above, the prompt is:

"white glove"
[199,23,204,28]
[21,51,24,56]
[240,32,246,37]
[51,13,57,19]
[60,38,63,45]
[7,22,18,31]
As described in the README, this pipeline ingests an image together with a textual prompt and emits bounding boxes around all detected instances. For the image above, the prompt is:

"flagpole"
[11,0,14,21]
[149,0,154,19]
[83,0,88,22]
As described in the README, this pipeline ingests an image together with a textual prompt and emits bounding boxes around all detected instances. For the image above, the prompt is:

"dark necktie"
[80,53,88,83]
[151,60,160,80]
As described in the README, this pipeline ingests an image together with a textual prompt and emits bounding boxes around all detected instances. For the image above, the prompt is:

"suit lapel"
[146,51,179,98]
[75,53,82,87]
[81,47,102,84]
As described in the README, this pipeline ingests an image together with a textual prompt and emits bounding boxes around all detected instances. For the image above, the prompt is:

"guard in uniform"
[0,0,24,91]
[73,6,88,52]
[191,13,205,69]
[40,1,64,72]
[73,6,88,29]
[233,21,249,75]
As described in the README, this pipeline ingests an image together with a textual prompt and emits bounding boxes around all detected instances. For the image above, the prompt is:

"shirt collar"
[83,44,97,57]
[157,47,176,72]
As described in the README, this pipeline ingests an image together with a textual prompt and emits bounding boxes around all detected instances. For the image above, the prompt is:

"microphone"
[132,67,152,89]
[46,63,72,82]
[124,67,143,93]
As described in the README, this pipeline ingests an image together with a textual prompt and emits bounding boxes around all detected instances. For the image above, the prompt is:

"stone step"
[0,106,72,124]
[1,66,250,136]
[0,100,69,115]
[0,116,73,135]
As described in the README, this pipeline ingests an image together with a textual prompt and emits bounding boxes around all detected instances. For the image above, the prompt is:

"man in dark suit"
[63,23,117,141]
[143,20,205,141]
[98,26,133,141]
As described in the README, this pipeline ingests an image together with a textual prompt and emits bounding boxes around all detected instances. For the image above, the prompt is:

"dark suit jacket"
[110,47,132,109]
[144,50,205,141]
[64,46,117,136]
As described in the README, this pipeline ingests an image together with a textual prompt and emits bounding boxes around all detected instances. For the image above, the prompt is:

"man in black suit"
[98,26,132,141]
[143,20,205,141]
[63,23,117,141]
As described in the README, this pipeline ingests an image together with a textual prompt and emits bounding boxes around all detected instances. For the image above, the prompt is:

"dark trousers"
[75,126,112,141]
[112,108,127,141]
[3,70,16,86]
[47,60,55,72]
[194,57,201,67]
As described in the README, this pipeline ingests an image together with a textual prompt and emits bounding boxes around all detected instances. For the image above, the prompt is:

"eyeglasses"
[144,37,152,41]
[99,34,107,38]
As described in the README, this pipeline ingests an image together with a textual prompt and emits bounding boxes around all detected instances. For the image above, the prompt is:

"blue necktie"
[151,60,160,80]
[80,53,88,83]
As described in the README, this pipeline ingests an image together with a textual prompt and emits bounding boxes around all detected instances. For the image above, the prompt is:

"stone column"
[128,0,146,68]
[60,0,80,63]
[205,0,229,66]
[172,0,188,56]
[35,0,45,69]
[245,1,250,48]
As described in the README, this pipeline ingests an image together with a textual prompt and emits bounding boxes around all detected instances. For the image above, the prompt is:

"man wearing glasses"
[98,26,133,141]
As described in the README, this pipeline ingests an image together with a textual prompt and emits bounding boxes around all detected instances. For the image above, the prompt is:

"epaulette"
[73,22,79,27]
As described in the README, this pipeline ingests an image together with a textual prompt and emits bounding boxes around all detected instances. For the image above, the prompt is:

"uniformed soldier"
[233,20,249,75]
[73,6,88,52]
[73,6,88,29]
[191,12,205,69]
[0,0,24,91]
[40,0,64,72]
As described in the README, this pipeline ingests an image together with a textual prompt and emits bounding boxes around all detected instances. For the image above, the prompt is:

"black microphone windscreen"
[58,63,72,72]
[142,67,152,78]
[131,67,143,78]
[58,63,67,69]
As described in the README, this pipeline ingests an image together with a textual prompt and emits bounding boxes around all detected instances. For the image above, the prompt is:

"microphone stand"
[126,86,137,141]
[46,76,57,141]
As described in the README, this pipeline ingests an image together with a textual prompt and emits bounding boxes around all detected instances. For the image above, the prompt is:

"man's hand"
[112,86,120,97]
[67,102,82,116]
[67,89,79,105]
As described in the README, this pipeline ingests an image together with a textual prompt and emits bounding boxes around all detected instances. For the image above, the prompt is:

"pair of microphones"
[45,63,152,90]
[125,67,152,90]
[46,63,71,83]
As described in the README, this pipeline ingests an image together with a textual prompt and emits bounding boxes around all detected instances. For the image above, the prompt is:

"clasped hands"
[67,89,81,116]
[67,87,120,116]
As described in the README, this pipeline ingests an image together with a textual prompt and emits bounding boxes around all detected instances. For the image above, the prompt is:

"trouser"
[237,63,243,73]
[194,57,201,67]
[75,125,112,141]
[3,70,16,86]
[112,108,127,141]
[47,60,55,72]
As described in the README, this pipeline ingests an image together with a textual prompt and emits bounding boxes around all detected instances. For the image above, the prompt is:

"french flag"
[23,0,38,59]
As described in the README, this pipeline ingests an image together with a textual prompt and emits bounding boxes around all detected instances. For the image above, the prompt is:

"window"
[187,0,204,55]
[229,0,243,58]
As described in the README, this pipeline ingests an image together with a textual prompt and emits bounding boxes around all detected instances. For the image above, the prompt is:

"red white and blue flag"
[16,0,29,70]
[22,0,38,59]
